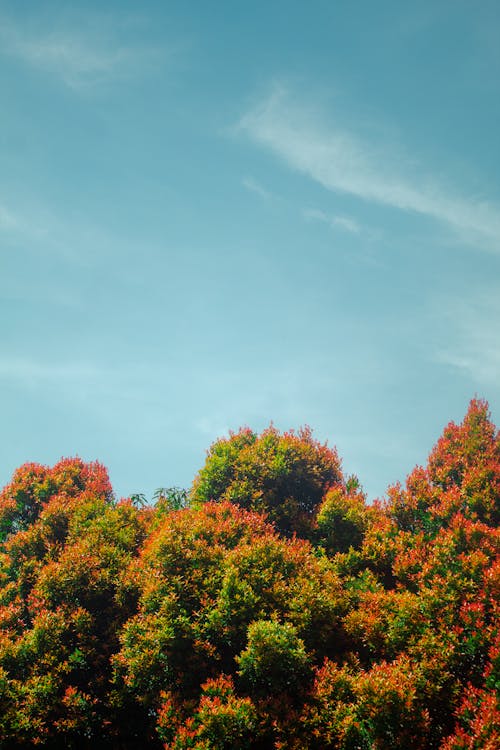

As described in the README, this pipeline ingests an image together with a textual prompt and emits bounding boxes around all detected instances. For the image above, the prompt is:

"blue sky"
[1,0,500,502]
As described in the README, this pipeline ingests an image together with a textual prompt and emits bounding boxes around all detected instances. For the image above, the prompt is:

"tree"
[113,501,348,745]
[0,461,149,748]
[191,425,344,537]
[236,619,312,697]
[1,399,499,748]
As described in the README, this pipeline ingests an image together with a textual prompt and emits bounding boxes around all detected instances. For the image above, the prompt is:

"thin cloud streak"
[240,87,500,249]
[0,359,103,384]
[241,176,275,202]
[0,16,160,89]
[304,208,360,234]
[0,203,18,230]
[440,349,500,385]
[0,196,99,265]
[437,292,500,385]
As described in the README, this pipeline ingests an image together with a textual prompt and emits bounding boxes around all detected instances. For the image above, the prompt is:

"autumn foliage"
[0,400,499,748]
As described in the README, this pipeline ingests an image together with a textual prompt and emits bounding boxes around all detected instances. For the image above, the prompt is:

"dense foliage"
[0,400,498,748]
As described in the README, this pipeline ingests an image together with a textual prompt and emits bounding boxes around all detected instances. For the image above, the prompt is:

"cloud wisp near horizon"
[436,288,500,387]
[239,87,500,251]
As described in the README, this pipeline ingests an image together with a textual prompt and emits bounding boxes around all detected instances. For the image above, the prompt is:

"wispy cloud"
[304,207,360,234]
[0,197,52,243]
[241,176,275,202]
[195,416,231,440]
[0,203,18,230]
[0,15,161,90]
[0,195,104,265]
[437,292,500,386]
[239,86,500,250]
[441,348,500,386]
[0,358,103,386]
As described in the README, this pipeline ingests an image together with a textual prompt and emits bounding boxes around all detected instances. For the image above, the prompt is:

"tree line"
[0,399,498,748]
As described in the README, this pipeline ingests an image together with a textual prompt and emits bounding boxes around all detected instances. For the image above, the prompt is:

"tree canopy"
[0,399,499,748]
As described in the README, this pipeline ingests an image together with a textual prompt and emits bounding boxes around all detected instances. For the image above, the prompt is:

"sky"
[1,0,500,502]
